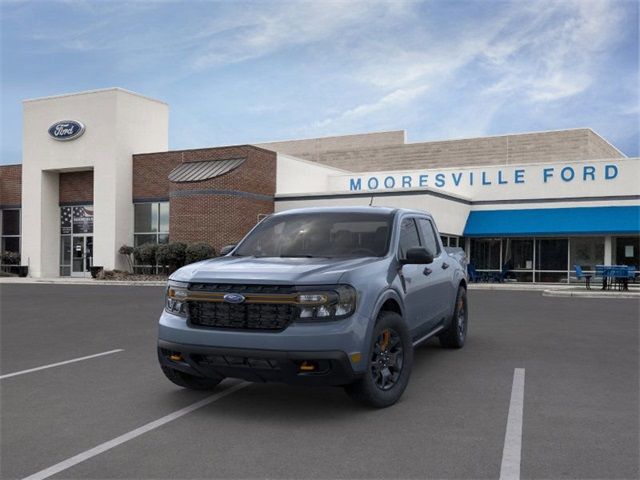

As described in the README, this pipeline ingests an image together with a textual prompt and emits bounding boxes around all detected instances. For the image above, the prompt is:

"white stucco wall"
[21,88,168,277]
[327,157,640,201]
[274,192,470,236]
[276,154,348,194]
[274,157,639,237]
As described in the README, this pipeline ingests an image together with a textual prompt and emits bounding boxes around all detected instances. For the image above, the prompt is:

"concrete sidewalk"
[0,276,166,287]
[1,276,638,298]
[470,282,640,298]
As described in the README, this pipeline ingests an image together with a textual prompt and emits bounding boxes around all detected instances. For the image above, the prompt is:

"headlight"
[165,280,189,317]
[295,285,356,321]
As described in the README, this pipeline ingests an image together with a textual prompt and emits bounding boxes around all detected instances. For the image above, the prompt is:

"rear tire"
[344,311,413,408]
[161,366,223,390]
[439,286,467,349]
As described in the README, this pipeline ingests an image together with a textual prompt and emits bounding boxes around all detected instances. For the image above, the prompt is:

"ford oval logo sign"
[223,293,245,304]
[48,120,85,141]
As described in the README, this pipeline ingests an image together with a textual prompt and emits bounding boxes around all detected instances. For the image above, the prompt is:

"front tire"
[439,285,468,349]
[344,311,413,408]
[161,366,223,390]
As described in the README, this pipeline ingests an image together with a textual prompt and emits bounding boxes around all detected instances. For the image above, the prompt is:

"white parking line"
[0,349,124,380]
[22,381,249,480]
[500,368,525,480]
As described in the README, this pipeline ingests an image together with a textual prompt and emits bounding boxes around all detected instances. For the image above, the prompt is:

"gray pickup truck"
[158,207,468,407]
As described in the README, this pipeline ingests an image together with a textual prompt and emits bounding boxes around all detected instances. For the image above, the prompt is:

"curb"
[542,289,640,299]
[468,284,570,292]
[0,279,166,287]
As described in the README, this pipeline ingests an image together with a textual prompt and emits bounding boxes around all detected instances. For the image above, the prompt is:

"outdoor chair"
[491,264,510,283]
[574,265,592,290]
[467,263,480,283]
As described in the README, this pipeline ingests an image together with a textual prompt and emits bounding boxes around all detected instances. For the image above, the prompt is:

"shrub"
[133,243,158,272]
[1,251,20,265]
[185,242,215,264]
[157,242,187,273]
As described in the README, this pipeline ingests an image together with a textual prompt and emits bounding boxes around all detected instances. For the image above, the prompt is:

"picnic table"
[595,265,636,291]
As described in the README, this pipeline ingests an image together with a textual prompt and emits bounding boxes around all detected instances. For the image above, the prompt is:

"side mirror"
[401,247,434,265]
[219,244,236,256]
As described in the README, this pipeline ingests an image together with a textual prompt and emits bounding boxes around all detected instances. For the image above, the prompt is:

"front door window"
[72,237,84,275]
[60,206,94,276]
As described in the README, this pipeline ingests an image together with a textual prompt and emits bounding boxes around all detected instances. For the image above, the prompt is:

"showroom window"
[1,209,21,269]
[614,236,639,267]
[133,202,169,274]
[469,236,612,283]
[134,202,169,246]
[470,238,501,270]
[535,238,569,282]
[440,235,463,248]
[570,237,604,272]
[502,238,534,282]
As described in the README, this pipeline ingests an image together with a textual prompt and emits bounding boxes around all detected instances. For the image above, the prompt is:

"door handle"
[423,267,432,276]
[442,262,450,270]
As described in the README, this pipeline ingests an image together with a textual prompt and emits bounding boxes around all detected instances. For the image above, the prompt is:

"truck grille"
[189,283,296,294]
[188,301,296,331]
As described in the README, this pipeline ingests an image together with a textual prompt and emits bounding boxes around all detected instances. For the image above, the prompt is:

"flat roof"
[23,87,168,105]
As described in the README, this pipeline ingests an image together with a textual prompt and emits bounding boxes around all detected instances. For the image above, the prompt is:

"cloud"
[307,0,630,136]
[190,1,411,69]
[482,0,625,102]
[313,85,429,129]
[1,0,636,159]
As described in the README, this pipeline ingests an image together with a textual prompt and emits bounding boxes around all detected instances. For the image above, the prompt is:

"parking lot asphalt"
[1,284,638,480]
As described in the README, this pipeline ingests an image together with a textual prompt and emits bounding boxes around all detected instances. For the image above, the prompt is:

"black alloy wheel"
[344,311,413,408]
[371,328,404,391]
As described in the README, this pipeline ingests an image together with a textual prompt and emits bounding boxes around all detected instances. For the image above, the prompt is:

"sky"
[1,0,638,165]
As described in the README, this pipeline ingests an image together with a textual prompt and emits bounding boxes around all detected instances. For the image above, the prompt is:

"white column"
[604,236,613,265]
[21,169,60,277]
[92,160,133,271]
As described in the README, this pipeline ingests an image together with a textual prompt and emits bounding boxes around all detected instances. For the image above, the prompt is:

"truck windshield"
[234,212,393,258]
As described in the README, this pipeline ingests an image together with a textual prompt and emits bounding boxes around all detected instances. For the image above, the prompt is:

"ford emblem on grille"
[223,293,246,304]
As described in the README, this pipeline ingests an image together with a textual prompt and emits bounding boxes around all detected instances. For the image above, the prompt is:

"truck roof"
[273,206,431,217]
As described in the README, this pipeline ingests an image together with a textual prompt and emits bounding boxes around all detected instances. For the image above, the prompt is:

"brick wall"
[260,128,625,172]
[587,129,625,159]
[0,164,22,207]
[255,130,405,162]
[59,171,94,204]
[133,145,276,251]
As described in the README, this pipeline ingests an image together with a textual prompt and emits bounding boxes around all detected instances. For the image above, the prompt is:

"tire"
[344,311,413,408]
[161,366,224,390]
[439,285,468,349]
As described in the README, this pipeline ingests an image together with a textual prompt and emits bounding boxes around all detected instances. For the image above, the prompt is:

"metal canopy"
[168,158,246,183]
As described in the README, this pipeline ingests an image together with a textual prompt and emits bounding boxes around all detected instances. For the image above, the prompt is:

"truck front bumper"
[158,308,373,385]
[158,339,361,386]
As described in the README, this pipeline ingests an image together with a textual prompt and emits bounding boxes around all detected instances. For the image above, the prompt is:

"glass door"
[71,236,93,277]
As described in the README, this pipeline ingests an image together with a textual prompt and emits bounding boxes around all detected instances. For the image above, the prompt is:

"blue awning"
[463,206,640,237]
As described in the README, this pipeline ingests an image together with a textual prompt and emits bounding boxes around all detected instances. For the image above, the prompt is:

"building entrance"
[60,206,94,276]
[71,235,93,276]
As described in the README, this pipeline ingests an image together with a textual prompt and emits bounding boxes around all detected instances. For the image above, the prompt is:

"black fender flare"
[361,288,407,350]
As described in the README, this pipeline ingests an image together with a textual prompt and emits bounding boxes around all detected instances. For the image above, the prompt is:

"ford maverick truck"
[158,207,468,407]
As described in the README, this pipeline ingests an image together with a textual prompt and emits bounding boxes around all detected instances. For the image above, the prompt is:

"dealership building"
[0,88,638,281]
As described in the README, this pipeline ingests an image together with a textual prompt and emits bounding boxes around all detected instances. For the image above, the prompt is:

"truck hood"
[171,256,383,285]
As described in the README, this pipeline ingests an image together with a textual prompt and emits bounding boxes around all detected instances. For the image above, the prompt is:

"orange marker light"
[299,361,316,371]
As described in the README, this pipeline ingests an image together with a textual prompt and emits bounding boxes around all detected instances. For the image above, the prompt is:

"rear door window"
[416,218,441,256]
